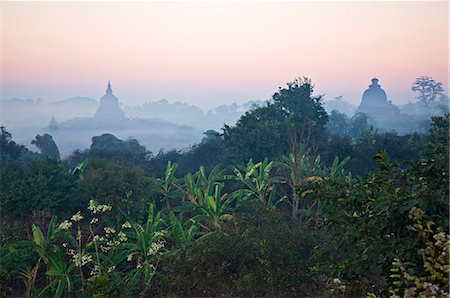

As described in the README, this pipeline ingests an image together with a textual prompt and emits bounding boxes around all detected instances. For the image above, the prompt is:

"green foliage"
[229,158,282,206]
[66,134,152,170]
[121,203,166,297]
[279,144,323,221]
[223,103,289,164]
[177,166,236,232]
[307,117,449,295]
[389,208,449,297]
[168,211,197,249]
[1,106,447,297]
[1,216,76,297]
[90,134,152,167]
[0,267,12,298]
[151,205,323,297]
[0,126,40,168]
[79,159,160,224]
[141,132,223,178]
[223,77,328,164]
[326,110,370,138]
[0,126,25,164]
[0,158,79,221]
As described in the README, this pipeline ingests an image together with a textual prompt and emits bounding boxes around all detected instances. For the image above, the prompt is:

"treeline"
[0,78,448,297]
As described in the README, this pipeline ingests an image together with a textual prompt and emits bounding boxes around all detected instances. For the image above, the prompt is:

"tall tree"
[222,77,328,164]
[412,76,445,106]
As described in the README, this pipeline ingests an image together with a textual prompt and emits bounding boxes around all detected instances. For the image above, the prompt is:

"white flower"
[99,204,112,212]
[62,243,68,248]
[122,221,132,229]
[72,252,92,267]
[100,245,111,253]
[118,231,128,242]
[93,235,105,242]
[433,232,446,246]
[107,266,116,273]
[71,211,84,222]
[106,240,120,247]
[88,200,112,214]
[136,263,142,269]
[58,220,72,231]
[147,240,165,256]
[88,200,97,212]
[104,227,116,235]
[154,231,165,238]
[90,264,100,276]
[127,254,133,262]
[90,217,98,224]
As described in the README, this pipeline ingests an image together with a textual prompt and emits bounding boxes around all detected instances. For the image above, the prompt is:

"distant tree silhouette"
[412,76,445,106]
[32,134,60,160]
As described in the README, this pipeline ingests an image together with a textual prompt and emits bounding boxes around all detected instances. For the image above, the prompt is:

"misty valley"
[1,76,448,297]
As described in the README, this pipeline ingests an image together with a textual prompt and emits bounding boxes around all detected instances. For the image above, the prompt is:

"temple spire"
[106,81,113,95]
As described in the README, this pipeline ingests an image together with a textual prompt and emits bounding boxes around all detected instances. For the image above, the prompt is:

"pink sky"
[1,1,448,109]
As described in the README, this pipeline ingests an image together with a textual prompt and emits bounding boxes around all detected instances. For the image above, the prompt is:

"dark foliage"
[152,204,323,297]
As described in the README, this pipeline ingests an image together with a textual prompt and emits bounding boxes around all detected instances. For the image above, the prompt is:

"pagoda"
[94,81,125,119]
[357,78,399,121]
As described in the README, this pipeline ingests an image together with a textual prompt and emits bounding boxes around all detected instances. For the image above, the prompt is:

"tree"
[412,76,445,106]
[0,158,79,222]
[79,159,160,224]
[1,126,25,166]
[348,112,370,138]
[89,134,152,167]
[272,77,328,133]
[222,78,328,164]
[32,134,60,160]
[326,110,350,135]
[223,103,288,164]
[308,116,449,295]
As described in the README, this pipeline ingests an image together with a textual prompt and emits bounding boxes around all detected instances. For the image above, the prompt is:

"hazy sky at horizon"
[1,1,448,109]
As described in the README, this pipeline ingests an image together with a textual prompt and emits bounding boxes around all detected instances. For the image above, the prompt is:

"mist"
[0,85,266,157]
[1,76,448,160]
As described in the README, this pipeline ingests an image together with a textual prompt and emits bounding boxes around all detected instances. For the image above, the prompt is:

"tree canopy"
[223,78,328,164]
[412,76,445,106]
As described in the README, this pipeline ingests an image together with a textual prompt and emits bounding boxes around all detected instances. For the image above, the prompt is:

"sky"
[1,1,448,109]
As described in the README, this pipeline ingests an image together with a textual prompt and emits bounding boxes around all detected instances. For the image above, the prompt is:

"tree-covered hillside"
[0,79,448,297]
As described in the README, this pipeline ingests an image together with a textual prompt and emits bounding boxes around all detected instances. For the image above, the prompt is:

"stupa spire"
[106,81,113,95]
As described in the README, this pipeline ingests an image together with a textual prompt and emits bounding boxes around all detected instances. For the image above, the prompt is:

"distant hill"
[124,99,265,131]
[1,98,38,105]
[49,96,98,107]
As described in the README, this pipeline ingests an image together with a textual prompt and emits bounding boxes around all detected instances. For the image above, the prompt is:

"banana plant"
[69,158,89,178]
[121,203,166,296]
[160,161,181,211]
[280,144,323,221]
[228,158,283,206]
[181,167,237,231]
[5,216,78,298]
[168,211,198,249]
[34,217,79,298]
